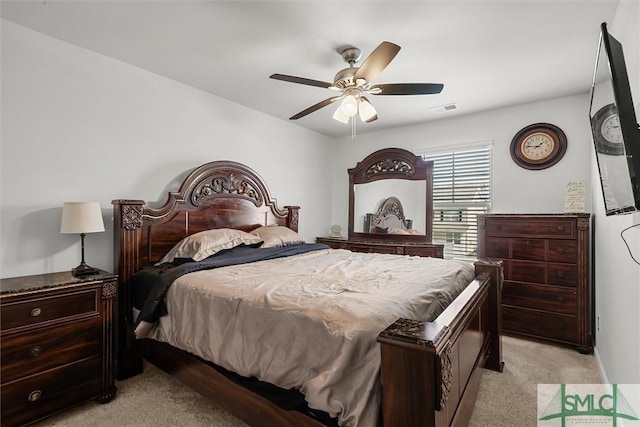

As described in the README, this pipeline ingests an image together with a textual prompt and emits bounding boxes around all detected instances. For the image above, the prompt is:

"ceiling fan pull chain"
[351,116,357,139]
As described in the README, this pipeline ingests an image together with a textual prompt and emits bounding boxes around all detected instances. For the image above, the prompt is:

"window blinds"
[422,146,492,260]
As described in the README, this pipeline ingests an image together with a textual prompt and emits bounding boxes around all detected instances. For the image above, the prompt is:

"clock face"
[520,132,556,160]
[510,123,567,170]
[600,114,623,144]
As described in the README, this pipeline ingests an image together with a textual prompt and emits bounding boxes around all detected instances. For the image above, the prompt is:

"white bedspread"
[147,248,474,427]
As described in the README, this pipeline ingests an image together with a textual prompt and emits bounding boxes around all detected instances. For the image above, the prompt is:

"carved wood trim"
[101,281,117,299]
[122,205,143,230]
[437,340,454,411]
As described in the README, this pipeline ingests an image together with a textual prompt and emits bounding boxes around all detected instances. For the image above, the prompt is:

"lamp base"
[72,262,100,277]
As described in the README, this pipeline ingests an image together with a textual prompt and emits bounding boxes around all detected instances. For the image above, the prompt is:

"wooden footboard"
[377,259,503,427]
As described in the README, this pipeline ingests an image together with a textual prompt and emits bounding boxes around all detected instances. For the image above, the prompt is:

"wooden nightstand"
[0,270,117,427]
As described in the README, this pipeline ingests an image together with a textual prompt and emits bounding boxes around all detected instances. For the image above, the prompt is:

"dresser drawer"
[485,218,576,239]
[502,306,577,343]
[1,317,102,384]
[348,243,397,255]
[547,263,578,287]
[511,239,546,261]
[485,237,510,259]
[1,288,99,332]
[547,240,578,263]
[404,245,440,258]
[0,356,102,427]
[510,260,546,284]
[502,281,576,315]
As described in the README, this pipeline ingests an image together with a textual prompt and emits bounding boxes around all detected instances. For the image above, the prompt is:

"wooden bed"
[112,160,504,427]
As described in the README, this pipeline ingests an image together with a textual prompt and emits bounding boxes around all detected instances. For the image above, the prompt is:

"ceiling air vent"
[430,104,458,113]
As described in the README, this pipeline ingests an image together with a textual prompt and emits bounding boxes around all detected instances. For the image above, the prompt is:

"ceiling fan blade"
[270,73,333,89]
[371,83,444,95]
[354,41,401,83]
[289,96,342,120]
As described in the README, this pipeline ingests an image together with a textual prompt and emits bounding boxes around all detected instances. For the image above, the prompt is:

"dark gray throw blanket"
[131,243,329,327]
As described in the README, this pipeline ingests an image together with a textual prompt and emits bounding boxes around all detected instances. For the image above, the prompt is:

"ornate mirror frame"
[348,147,434,242]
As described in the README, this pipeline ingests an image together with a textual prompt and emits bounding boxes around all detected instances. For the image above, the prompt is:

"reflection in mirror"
[354,180,426,234]
[590,27,637,214]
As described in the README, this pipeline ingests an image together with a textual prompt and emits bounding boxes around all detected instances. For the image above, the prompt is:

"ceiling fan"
[270,41,444,124]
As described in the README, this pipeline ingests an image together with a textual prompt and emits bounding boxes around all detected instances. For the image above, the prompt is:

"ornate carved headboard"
[112,160,299,377]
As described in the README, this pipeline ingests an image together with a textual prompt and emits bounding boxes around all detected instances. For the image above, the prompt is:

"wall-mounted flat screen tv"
[589,22,640,215]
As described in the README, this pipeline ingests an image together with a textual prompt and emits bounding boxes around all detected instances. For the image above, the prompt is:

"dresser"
[477,213,591,353]
[0,271,117,427]
[316,236,444,258]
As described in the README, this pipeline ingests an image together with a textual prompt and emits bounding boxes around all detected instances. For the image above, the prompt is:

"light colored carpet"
[33,336,601,427]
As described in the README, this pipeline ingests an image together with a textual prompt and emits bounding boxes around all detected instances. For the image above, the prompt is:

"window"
[421,145,492,260]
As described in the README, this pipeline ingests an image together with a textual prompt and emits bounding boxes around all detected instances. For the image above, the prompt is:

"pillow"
[157,228,263,263]
[249,225,305,248]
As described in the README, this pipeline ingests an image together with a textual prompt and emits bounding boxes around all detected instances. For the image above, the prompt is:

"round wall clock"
[510,123,567,170]
[591,103,625,155]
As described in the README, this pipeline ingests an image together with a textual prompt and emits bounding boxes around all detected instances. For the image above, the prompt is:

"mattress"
[145,248,475,427]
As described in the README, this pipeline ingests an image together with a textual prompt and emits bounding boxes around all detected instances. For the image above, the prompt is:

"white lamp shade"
[333,107,350,124]
[340,95,358,117]
[358,98,378,122]
[60,202,105,234]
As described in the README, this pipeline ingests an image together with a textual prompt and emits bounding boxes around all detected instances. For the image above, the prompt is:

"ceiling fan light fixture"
[333,107,350,124]
[358,97,377,122]
[340,95,358,117]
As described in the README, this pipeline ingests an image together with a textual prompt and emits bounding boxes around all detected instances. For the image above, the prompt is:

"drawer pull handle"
[29,346,43,357]
[558,247,565,254]
[525,240,530,245]
[30,307,42,317]
[28,390,42,402]
[557,271,565,278]
[557,226,564,231]
[557,296,566,303]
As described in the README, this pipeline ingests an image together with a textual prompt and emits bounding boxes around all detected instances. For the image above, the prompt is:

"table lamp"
[60,202,105,276]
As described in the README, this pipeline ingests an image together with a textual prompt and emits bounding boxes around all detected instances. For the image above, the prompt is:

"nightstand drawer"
[1,317,102,384]
[1,288,99,332]
[0,356,102,427]
[502,281,576,315]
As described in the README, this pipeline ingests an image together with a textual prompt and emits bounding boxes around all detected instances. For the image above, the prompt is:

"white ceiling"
[1,0,619,138]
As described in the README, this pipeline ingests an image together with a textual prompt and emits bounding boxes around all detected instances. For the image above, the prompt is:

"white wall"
[590,0,640,384]
[0,21,335,278]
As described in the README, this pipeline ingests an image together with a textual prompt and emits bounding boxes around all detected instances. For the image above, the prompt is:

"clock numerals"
[521,133,555,160]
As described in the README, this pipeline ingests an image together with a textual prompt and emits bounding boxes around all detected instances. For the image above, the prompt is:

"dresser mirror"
[348,147,433,242]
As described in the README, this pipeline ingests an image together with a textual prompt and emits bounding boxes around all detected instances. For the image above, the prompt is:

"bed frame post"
[283,205,300,232]
[474,259,504,372]
[112,199,145,380]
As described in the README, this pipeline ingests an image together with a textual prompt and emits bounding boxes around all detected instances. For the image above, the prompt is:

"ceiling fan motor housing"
[333,67,360,90]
